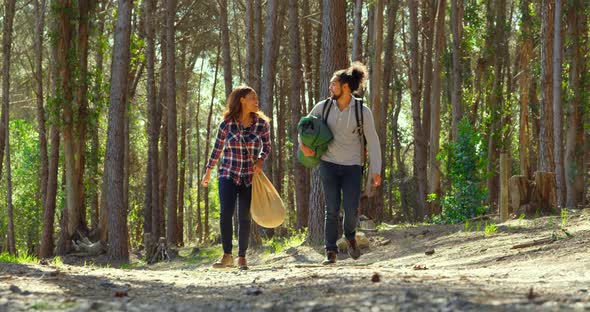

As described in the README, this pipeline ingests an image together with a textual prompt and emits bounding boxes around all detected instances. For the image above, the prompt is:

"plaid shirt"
[206,114,271,186]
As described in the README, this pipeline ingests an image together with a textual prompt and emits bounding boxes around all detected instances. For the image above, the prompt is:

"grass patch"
[186,246,224,265]
[262,229,307,255]
[0,252,38,264]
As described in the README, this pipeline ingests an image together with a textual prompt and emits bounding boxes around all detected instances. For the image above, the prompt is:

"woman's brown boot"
[212,254,234,268]
[237,256,248,270]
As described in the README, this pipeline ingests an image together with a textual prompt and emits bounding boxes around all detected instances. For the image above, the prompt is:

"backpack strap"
[354,98,364,139]
[321,98,333,122]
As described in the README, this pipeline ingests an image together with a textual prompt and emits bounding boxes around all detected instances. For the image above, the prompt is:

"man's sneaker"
[347,239,361,260]
[212,254,234,268]
[237,256,248,270]
[322,251,337,265]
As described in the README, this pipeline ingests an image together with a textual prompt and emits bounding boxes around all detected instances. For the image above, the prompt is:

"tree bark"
[245,0,254,85]
[166,0,178,245]
[552,0,565,208]
[428,0,446,215]
[143,0,158,244]
[203,42,221,243]
[352,0,363,61]
[539,0,555,173]
[35,0,48,210]
[90,0,107,232]
[0,0,17,181]
[370,0,384,222]
[301,0,315,111]
[219,0,233,97]
[518,0,532,179]
[105,0,132,263]
[55,0,77,255]
[450,0,463,140]
[565,0,586,208]
[288,0,308,230]
[252,0,262,92]
[408,0,426,220]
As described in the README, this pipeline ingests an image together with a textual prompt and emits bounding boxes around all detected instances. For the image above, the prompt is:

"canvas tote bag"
[250,172,285,228]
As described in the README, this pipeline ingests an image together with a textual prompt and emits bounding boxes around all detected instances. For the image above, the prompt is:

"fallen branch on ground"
[510,237,556,249]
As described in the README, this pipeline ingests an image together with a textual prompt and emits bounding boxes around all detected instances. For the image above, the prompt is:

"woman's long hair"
[222,86,270,122]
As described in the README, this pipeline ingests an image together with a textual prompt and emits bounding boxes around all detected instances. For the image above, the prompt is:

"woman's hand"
[300,143,315,157]
[372,173,382,187]
[253,159,264,174]
[201,169,212,188]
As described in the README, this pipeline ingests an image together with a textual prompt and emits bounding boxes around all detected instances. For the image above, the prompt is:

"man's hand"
[372,173,382,187]
[253,159,264,174]
[300,143,315,157]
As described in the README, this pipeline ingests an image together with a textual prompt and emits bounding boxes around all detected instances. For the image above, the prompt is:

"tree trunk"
[177,44,190,246]
[420,0,436,159]
[90,0,107,232]
[158,14,168,240]
[143,0,157,245]
[518,0,532,178]
[408,0,426,220]
[40,29,60,257]
[75,0,93,232]
[0,0,17,181]
[370,0,384,222]
[203,42,221,243]
[532,171,557,214]
[301,0,315,111]
[105,0,132,263]
[253,0,262,93]
[552,0,565,208]
[35,0,48,210]
[195,56,205,242]
[352,0,363,61]
[539,0,555,173]
[308,0,347,245]
[260,0,281,181]
[428,0,446,215]
[565,0,586,208]
[2,0,16,253]
[486,0,507,209]
[288,0,307,230]
[219,0,232,97]
[166,0,178,245]
[56,0,77,255]
[5,128,16,255]
[450,0,463,140]
[245,0,254,85]
[499,154,510,222]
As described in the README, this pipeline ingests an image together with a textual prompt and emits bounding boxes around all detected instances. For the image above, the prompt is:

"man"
[300,62,382,264]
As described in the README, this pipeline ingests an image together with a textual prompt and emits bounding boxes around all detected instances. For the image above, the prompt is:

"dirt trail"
[1,209,589,311]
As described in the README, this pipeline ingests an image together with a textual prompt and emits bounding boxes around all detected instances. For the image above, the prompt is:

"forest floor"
[1,209,589,312]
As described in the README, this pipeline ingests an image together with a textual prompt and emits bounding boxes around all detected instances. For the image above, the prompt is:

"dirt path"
[1,209,589,311]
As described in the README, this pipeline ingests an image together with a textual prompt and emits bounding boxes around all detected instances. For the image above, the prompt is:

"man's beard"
[331,92,341,100]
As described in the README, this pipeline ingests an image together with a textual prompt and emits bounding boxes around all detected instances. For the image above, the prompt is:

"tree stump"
[509,175,530,214]
[148,237,170,264]
[532,171,557,214]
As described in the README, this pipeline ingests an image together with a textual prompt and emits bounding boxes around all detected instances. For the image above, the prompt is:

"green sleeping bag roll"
[297,115,333,168]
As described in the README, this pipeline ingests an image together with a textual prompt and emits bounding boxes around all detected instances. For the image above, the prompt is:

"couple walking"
[202,62,382,269]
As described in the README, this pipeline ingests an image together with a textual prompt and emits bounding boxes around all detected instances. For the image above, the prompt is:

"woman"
[201,86,271,270]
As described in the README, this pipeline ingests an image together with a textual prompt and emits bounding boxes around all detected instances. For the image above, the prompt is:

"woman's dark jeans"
[319,160,362,253]
[218,177,252,257]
